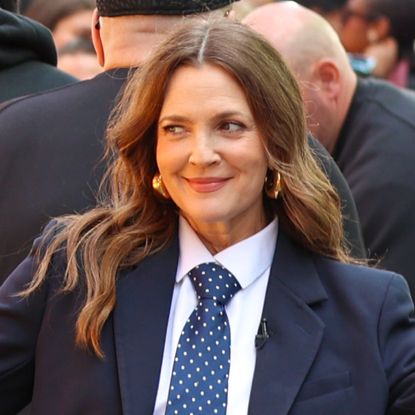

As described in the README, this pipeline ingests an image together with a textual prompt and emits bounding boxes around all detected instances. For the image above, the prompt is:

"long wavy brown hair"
[23,18,351,357]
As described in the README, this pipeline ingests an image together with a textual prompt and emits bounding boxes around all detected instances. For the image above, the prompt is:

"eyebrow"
[158,111,249,125]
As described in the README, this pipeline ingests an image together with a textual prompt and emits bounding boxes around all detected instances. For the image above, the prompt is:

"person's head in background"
[57,36,101,79]
[244,1,357,153]
[338,0,415,56]
[24,0,100,79]
[337,0,415,85]
[0,0,19,11]
[25,0,94,49]
[294,0,346,31]
[91,0,237,71]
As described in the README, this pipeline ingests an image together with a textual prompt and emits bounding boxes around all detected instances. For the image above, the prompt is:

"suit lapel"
[248,231,328,415]
[113,234,179,415]
[112,228,327,414]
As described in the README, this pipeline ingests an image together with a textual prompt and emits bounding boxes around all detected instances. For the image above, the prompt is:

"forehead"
[160,64,251,113]
[166,63,241,89]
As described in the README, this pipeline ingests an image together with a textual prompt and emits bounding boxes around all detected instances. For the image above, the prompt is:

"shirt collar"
[176,216,278,290]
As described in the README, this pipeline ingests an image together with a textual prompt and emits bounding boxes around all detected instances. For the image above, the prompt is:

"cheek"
[240,151,268,187]
[155,140,173,179]
[340,24,369,52]
[155,140,163,173]
[156,139,186,178]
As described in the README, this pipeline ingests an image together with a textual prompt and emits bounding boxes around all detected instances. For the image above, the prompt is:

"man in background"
[0,0,76,102]
[245,1,415,296]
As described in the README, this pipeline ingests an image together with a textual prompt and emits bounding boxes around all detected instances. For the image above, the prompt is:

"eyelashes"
[160,121,247,138]
[219,121,246,133]
[162,125,186,135]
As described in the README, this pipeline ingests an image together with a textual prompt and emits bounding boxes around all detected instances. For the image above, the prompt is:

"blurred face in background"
[23,0,101,79]
[52,8,92,49]
[53,9,101,79]
[58,48,102,80]
[337,0,378,52]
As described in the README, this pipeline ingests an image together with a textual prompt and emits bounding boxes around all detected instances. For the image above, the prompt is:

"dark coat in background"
[0,9,76,102]
[0,68,364,285]
[0,68,128,283]
[0,228,413,414]
[333,77,415,297]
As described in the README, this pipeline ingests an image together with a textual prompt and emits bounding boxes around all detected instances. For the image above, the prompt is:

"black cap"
[96,0,238,17]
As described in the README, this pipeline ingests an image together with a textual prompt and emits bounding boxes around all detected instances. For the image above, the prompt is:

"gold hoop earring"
[152,173,170,199]
[264,171,283,199]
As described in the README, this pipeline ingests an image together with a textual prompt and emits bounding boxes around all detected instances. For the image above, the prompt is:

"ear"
[313,59,341,101]
[91,8,105,67]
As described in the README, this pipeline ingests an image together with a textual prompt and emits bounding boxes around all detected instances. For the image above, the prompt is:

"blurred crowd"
[10,0,100,79]
[4,0,415,83]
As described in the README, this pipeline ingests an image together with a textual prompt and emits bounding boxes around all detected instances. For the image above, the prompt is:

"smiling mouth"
[185,177,229,193]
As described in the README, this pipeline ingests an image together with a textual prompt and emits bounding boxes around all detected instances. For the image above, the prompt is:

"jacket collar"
[248,230,327,415]
[113,232,179,415]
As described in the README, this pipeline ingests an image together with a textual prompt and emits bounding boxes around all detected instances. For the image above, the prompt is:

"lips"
[185,177,229,193]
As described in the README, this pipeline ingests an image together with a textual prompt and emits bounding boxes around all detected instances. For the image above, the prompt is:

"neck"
[336,70,358,145]
[184,211,269,255]
[103,32,168,70]
[100,14,184,70]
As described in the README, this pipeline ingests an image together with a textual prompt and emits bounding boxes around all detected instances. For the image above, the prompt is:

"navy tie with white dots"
[165,262,241,415]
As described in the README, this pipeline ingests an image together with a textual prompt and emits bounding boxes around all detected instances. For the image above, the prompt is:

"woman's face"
[156,64,269,241]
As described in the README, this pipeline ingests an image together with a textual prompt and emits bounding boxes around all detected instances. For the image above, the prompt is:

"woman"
[0,18,414,415]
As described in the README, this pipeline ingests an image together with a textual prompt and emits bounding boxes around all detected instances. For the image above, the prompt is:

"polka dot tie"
[165,262,241,415]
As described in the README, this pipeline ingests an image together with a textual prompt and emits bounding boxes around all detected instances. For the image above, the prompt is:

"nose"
[188,129,221,167]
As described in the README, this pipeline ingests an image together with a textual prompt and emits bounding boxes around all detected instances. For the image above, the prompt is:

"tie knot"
[188,262,241,305]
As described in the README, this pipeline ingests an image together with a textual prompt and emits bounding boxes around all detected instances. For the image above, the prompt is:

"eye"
[162,125,186,135]
[220,121,244,133]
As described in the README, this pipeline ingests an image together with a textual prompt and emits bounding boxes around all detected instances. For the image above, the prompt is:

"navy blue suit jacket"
[0,230,414,414]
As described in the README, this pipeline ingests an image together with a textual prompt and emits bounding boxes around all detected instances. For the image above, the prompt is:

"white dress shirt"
[153,216,278,415]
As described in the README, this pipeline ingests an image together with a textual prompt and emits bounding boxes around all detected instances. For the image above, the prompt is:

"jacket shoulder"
[315,255,410,301]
